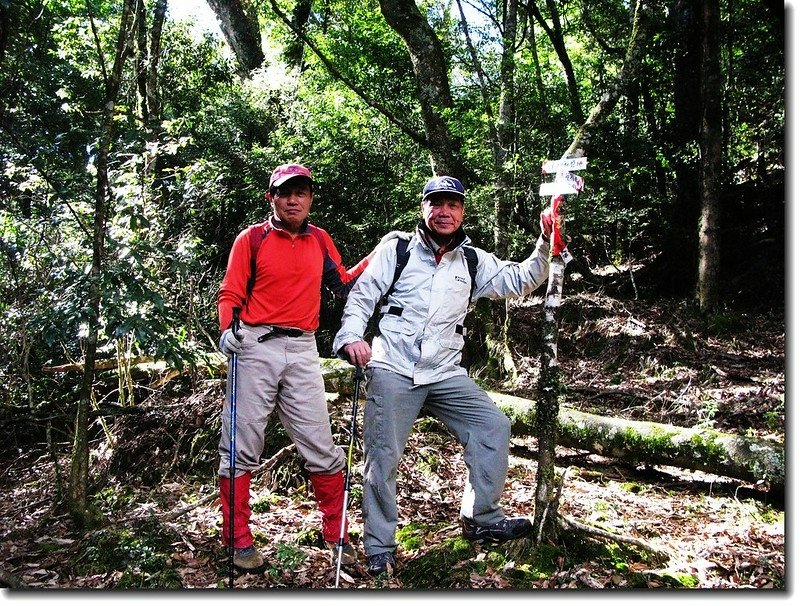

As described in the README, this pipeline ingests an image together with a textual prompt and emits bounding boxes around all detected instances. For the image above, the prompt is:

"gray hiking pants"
[362,368,511,556]
[218,323,344,478]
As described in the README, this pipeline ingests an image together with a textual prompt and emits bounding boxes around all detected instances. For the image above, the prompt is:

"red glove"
[540,195,566,255]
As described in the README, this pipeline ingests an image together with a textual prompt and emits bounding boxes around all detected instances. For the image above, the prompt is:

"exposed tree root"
[557,512,669,559]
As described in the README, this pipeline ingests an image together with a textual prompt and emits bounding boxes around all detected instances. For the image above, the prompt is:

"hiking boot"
[326,541,357,568]
[233,545,267,574]
[461,516,533,544]
[366,551,396,577]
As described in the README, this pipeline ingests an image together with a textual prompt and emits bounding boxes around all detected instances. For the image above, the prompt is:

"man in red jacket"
[216,163,369,574]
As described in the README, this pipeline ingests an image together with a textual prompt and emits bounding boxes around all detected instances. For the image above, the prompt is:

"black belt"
[257,326,305,342]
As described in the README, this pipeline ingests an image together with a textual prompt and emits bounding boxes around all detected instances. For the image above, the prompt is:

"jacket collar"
[417,220,468,253]
[269,215,310,234]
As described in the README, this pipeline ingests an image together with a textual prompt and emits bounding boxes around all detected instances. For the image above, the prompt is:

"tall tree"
[696,0,722,313]
[455,0,523,381]
[377,0,465,179]
[206,0,264,75]
[663,0,702,295]
[0,0,7,62]
[68,0,137,525]
[527,0,585,125]
[146,0,168,130]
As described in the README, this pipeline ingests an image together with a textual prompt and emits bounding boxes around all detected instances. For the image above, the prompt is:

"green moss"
[399,537,566,589]
[399,536,475,588]
[95,486,136,514]
[416,452,441,475]
[561,420,762,477]
[36,541,66,554]
[252,528,270,543]
[295,527,320,546]
[396,523,428,551]
[660,572,700,587]
[347,484,363,502]
[687,432,727,463]
[764,409,783,431]
[752,501,783,525]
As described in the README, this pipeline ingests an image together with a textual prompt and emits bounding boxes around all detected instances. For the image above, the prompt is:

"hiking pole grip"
[335,365,363,587]
[228,306,242,588]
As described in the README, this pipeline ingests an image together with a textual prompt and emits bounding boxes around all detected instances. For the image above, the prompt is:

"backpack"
[244,223,329,304]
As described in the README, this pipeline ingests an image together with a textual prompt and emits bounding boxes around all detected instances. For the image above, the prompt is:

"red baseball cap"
[269,163,313,189]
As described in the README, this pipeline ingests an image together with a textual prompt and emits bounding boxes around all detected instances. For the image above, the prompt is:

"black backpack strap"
[380,237,411,307]
[463,245,478,301]
[380,239,476,308]
[245,223,329,307]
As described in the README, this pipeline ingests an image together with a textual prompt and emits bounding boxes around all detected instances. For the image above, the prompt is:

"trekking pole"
[335,365,364,588]
[228,306,241,589]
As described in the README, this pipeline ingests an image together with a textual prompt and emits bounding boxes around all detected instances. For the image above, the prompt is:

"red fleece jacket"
[217,219,370,332]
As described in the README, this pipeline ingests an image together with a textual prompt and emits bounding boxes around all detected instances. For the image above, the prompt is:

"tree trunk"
[266,0,426,146]
[282,0,312,67]
[641,84,668,199]
[534,0,654,542]
[0,1,8,63]
[662,0,702,296]
[68,0,136,527]
[455,0,519,382]
[143,0,167,203]
[206,0,264,76]
[146,0,167,131]
[533,253,566,538]
[134,0,149,122]
[494,0,519,377]
[696,0,722,313]
[527,0,585,125]
[377,0,465,179]
[493,0,517,259]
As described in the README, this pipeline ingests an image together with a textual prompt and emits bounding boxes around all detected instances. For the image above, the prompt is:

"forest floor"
[0,293,786,594]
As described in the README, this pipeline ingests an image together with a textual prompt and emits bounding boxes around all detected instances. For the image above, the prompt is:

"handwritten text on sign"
[541,157,587,173]
[539,157,587,197]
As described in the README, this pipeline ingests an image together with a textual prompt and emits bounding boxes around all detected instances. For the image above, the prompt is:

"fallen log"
[42,353,229,388]
[494,392,783,493]
[319,358,784,492]
[41,355,782,490]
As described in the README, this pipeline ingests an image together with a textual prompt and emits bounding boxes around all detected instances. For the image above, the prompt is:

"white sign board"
[539,181,577,196]
[542,157,588,174]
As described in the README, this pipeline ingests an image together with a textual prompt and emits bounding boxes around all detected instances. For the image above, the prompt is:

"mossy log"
[45,355,783,491]
[494,392,784,492]
[320,358,784,492]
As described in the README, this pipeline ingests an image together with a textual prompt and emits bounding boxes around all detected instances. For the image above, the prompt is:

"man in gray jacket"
[333,175,555,577]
